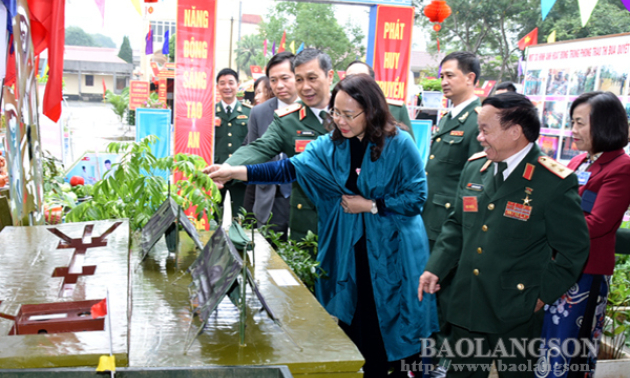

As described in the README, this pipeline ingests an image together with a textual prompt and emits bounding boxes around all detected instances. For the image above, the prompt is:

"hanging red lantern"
[424,0,452,52]
[423,0,452,23]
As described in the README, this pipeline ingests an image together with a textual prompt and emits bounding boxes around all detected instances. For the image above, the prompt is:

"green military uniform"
[226,102,326,242]
[422,98,483,244]
[387,99,415,140]
[425,146,589,376]
[215,101,251,216]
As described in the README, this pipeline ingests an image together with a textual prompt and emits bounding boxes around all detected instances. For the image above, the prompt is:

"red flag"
[91,298,107,319]
[278,30,286,53]
[102,78,107,99]
[263,39,267,57]
[28,0,65,122]
[518,28,538,51]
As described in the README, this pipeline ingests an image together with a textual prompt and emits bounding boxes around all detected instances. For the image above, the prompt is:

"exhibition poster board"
[523,33,630,163]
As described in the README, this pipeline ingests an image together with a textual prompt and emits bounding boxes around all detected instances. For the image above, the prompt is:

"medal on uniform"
[466,183,484,191]
[450,130,464,136]
[577,171,591,186]
[463,196,478,212]
[297,130,315,136]
[523,187,533,206]
[504,201,532,221]
[214,117,221,127]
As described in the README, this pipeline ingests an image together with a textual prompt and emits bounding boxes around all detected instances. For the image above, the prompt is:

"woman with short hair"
[536,91,630,378]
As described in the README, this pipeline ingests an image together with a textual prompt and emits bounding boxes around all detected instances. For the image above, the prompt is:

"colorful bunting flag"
[94,0,105,26]
[145,28,153,55]
[263,39,267,57]
[577,0,599,27]
[162,29,169,55]
[272,41,276,55]
[102,78,107,99]
[130,0,141,16]
[517,28,538,51]
[541,0,557,20]
[278,30,286,53]
[296,42,304,54]
[547,30,556,43]
[289,40,295,54]
[622,0,630,12]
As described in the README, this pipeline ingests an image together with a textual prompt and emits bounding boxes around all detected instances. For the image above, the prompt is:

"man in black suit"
[242,52,298,240]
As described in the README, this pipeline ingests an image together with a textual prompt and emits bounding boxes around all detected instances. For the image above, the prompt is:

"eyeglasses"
[328,109,364,122]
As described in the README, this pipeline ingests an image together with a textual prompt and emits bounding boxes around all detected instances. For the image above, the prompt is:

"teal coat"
[291,131,439,361]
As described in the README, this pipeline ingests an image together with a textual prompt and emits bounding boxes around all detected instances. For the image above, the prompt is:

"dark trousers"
[447,314,544,378]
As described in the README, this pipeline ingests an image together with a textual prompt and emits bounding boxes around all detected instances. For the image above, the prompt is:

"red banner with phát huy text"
[372,5,414,102]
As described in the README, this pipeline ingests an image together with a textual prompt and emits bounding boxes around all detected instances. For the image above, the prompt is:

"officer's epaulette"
[275,103,302,117]
[241,102,253,109]
[387,98,404,107]
[538,156,573,179]
[475,106,482,114]
[468,151,487,161]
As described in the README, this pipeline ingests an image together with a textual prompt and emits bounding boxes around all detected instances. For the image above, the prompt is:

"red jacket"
[568,149,630,275]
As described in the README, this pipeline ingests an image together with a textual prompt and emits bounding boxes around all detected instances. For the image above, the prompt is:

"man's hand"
[418,271,440,301]
[535,299,545,312]
[341,195,372,214]
[202,164,233,189]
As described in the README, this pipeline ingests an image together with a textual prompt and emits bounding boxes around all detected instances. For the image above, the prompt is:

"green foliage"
[169,33,176,62]
[419,78,442,91]
[92,33,116,48]
[236,34,267,75]
[258,2,366,71]
[118,36,133,64]
[65,26,96,47]
[604,255,630,358]
[105,87,129,124]
[65,136,220,230]
[42,153,78,215]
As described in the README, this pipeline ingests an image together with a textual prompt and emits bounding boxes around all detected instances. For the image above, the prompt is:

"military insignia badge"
[216,105,221,113]
[458,111,469,122]
[523,163,535,180]
[450,130,464,136]
[214,117,221,127]
[237,115,248,119]
[299,106,307,121]
[466,183,484,191]
[522,195,533,206]
[475,107,482,114]
[297,130,315,136]
[295,139,312,153]
[463,196,478,212]
[504,201,532,221]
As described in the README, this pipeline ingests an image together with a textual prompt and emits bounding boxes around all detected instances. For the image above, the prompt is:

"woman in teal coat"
[208,74,438,377]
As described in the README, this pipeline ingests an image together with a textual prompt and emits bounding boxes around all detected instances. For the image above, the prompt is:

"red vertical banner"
[175,0,217,230]
[175,0,217,166]
[372,5,414,102]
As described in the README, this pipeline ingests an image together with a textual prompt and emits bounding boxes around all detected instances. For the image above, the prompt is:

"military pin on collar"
[523,187,533,206]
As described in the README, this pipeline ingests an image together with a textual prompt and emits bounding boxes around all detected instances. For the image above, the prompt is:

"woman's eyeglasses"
[328,109,364,122]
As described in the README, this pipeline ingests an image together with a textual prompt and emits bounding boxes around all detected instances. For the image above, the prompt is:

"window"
[116,78,126,91]
[150,21,176,44]
[85,75,94,86]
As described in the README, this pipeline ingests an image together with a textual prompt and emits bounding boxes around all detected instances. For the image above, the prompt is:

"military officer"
[215,68,251,216]
[205,49,334,243]
[418,93,590,378]
[344,60,414,138]
[422,52,484,250]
